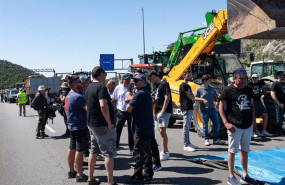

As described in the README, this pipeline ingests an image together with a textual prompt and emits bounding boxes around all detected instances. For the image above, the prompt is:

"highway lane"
[0,102,284,185]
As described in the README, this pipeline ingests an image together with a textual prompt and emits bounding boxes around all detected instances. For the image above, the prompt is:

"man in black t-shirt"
[248,73,272,137]
[179,71,197,152]
[148,70,172,162]
[271,71,285,136]
[219,68,258,185]
[85,66,116,185]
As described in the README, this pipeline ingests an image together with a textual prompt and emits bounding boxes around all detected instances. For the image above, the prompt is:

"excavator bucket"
[227,0,285,39]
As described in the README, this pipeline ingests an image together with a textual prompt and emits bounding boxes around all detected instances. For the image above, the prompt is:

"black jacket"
[32,93,47,111]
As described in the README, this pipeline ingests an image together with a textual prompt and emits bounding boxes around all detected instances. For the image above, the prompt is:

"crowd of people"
[11,67,284,185]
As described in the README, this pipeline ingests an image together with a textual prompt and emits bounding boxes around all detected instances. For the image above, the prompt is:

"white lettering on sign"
[203,22,215,40]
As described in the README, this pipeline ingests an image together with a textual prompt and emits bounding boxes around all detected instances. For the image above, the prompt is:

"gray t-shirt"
[194,85,217,110]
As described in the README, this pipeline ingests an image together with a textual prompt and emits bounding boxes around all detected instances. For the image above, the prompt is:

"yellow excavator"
[163,0,285,136]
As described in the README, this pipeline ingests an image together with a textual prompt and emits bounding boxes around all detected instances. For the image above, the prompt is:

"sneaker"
[261,130,273,137]
[255,130,264,137]
[252,132,258,138]
[183,146,196,152]
[130,164,145,169]
[68,171,77,179]
[188,143,198,149]
[240,174,258,185]
[160,152,170,161]
[213,139,226,145]
[227,176,241,185]
[76,174,88,182]
[87,178,101,185]
[152,164,162,172]
[204,139,210,146]
[36,133,41,139]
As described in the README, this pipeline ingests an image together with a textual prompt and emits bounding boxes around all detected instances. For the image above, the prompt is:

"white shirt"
[113,84,128,111]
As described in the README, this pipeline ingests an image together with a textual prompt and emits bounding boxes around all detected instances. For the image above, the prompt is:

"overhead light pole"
[141,7,145,56]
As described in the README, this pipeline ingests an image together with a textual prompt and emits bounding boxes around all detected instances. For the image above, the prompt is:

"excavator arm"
[166,10,228,81]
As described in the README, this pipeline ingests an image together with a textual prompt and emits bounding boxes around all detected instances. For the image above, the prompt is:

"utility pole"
[141,7,145,56]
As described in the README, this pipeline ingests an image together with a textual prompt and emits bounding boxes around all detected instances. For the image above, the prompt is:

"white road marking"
[46,125,56,133]
[35,117,56,133]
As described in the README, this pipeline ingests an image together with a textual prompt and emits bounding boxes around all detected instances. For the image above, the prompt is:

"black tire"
[168,116,176,128]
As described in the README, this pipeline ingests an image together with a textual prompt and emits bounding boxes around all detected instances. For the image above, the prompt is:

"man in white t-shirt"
[113,73,134,153]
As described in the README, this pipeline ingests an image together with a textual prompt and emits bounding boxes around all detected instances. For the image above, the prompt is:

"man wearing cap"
[17,88,27,117]
[113,73,134,153]
[32,85,48,139]
[194,74,226,146]
[60,82,71,137]
[147,70,172,161]
[271,71,285,136]
[126,74,154,183]
[219,68,258,185]
[248,73,272,137]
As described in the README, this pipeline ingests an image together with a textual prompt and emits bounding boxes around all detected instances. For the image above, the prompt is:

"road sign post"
[100,54,114,71]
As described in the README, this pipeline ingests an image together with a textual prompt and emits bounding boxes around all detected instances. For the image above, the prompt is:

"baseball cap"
[131,74,146,82]
[251,74,258,78]
[122,73,132,79]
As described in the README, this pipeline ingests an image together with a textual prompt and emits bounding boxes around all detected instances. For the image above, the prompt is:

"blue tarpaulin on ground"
[187,148,285,185]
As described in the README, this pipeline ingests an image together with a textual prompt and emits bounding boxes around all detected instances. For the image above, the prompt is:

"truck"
[162,0,285,136]
[23,75,61,105]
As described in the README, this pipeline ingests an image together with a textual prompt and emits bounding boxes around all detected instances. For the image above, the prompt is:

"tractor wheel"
[168,116,176,128]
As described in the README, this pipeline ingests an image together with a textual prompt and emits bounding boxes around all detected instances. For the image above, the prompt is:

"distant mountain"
[241,39,285,63]
[0,60,34,89]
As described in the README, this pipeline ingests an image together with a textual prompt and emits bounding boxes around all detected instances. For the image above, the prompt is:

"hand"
[225,122,235,133]
[108,124,113,131]
[157,112,164,119]
[202,99,209,106]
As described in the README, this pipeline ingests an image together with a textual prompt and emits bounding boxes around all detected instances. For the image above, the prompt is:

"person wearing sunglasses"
[113,73,134,153]
[219,68,259,185]
[271,71,285,136]
[126,74,154,183]
[194,74,226,146]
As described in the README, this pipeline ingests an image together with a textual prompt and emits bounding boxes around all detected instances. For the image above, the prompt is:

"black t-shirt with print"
[154,80,172,113]
[179,82,193,111]
[271,81,285,104]
[220,85,253,129]
[85,82,114,127]
[247,81,263,102]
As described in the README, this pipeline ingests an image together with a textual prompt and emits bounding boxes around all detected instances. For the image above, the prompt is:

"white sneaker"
[160,152,170,161]
[188,143,198,149]
[261,130,273,137]
[252,132,258,138]
[255,130,264,137]
[184,146,196,152]
[204,139,210,146]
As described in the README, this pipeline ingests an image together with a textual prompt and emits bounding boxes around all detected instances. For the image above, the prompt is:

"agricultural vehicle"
[163,0,285,137]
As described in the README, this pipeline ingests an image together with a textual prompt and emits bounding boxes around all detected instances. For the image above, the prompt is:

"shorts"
[227,124,253,153]
[69,128,89,152]
[154,112,171,128]
[88,126,117,158]
[253,100,267,116]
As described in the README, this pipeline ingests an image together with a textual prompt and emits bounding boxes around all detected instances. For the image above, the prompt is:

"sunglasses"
[133,79,142,83]
[234,69,247,75]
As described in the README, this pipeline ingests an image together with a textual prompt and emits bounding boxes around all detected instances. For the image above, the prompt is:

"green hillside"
[0,60,33,89]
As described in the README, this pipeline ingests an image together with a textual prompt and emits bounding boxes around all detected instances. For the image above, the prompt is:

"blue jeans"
[182,110,193,147]
[200,108,220,140]
[275,105,284,132]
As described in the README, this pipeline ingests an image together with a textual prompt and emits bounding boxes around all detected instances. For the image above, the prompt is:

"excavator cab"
[227,0,285,39]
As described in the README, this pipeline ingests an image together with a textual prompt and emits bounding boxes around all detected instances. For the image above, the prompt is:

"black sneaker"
[42,133,49,137]
[240,174,259,185]
[87,178,101,185]
[76,174,88,182]
[36,133,41,139]
[68,171,77,179]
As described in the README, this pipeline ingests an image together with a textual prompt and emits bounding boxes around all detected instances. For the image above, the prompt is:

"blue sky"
[0,0,226,77]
